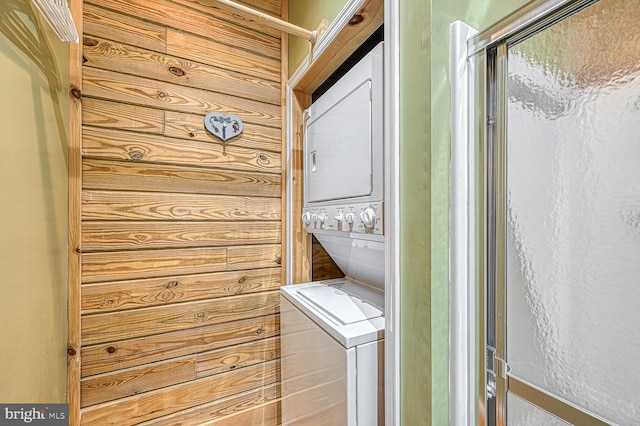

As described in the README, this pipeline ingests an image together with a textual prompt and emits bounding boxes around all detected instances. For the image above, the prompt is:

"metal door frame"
[460,0,620,424]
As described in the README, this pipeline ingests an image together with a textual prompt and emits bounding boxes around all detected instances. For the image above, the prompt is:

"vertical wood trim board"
[69,0,84,424]
[78,0,283,424]
[280,0,289,288]
[290,91,311,284]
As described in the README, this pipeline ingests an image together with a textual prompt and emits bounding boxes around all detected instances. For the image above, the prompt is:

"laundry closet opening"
[282,2,386,420]
[309,25,384,282]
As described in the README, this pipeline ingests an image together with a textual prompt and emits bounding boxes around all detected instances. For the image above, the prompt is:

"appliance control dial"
[345,212,355,224]
[317,214,326,224]
[360,207,377,229]
[334,214,344,223]
[302,211,312,226]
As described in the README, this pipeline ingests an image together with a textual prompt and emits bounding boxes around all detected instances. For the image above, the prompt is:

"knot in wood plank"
[67,346,77,357]
[194,312,208,322]
[70,87,82,100]
[129,150,144,160]
[83,37,99,46]
[169,66,186,77]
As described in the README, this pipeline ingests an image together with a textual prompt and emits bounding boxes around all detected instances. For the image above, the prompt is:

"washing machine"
[280,275,384,426]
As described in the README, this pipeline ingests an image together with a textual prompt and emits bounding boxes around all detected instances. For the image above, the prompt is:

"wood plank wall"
[78,0,283,423]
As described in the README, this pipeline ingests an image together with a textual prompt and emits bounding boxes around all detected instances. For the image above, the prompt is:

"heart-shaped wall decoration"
[204,112,243,142]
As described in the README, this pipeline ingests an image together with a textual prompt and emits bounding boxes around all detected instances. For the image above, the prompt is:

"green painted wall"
[398,1,433,424]
[406,0,529,423]
[0,0,69,403]
[288,0,346,75]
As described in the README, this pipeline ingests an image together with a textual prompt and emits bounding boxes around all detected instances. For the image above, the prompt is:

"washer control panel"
[302,202,383,235]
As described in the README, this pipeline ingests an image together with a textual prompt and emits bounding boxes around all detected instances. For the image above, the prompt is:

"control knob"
[360,207,377,229]
[302,211,312,226]
[345,212,355,224]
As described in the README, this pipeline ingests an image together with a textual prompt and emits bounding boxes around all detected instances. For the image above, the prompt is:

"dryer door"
[305,80,373,203]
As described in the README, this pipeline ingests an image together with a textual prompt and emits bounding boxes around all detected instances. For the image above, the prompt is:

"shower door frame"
[465,0,621,424]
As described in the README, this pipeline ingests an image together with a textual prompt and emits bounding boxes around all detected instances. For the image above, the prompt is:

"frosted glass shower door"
[504,0,640,424]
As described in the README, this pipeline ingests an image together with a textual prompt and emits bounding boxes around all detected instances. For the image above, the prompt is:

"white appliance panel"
[280,284,384,426]
[280,296,355,426]
[304,42,383,208]
[297,282,384,325]
[356,340,385,426]
[306,80,373,203]
[314,233,385,289]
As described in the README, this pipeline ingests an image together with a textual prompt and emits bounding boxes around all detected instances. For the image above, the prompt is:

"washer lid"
[297,282,383,326]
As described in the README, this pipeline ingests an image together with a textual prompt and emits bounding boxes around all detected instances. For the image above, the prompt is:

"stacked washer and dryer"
[280,42,385,426]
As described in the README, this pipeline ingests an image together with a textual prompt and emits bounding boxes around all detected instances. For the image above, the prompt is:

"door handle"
[311,150,317,173]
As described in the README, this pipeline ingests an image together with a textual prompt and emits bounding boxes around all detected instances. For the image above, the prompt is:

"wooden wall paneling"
[227,244,282,270]
[82,159,280,197]
[231,0,282,16]
[81,221,281,251]
[81,357,197,407]
[82,67,281,127]
[68,0,83,423]
[82,99,282,153]
[81,314,280,377]
[175,0,281,17]
[82,36,281,105]
[81,335,280,408]
[311,235,345,281]
[81,268,282,314]
[80,360,280,425]
[82,190,281,222]
[169,0,281,39]
[164,111,282,152]
[83,3,167,53]
[166,30,280,82]
[79,0,284,422]
[86,0,281,58]
[83,98,165,133]
[81,127,281,174]
[204,400,280,426]
[134,384,280,426]
[195,336,280,378]
[81,247,228,284]
[81,291,280,345]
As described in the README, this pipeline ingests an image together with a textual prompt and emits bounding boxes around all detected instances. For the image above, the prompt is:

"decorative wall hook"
[204,112,243,142]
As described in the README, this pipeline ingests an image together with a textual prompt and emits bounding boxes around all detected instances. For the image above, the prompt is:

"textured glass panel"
[505,0,640,425]
[507,393,569,426]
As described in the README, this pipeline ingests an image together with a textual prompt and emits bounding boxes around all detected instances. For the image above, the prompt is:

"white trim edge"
[450,20,477,426]
[384,1,400,425]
